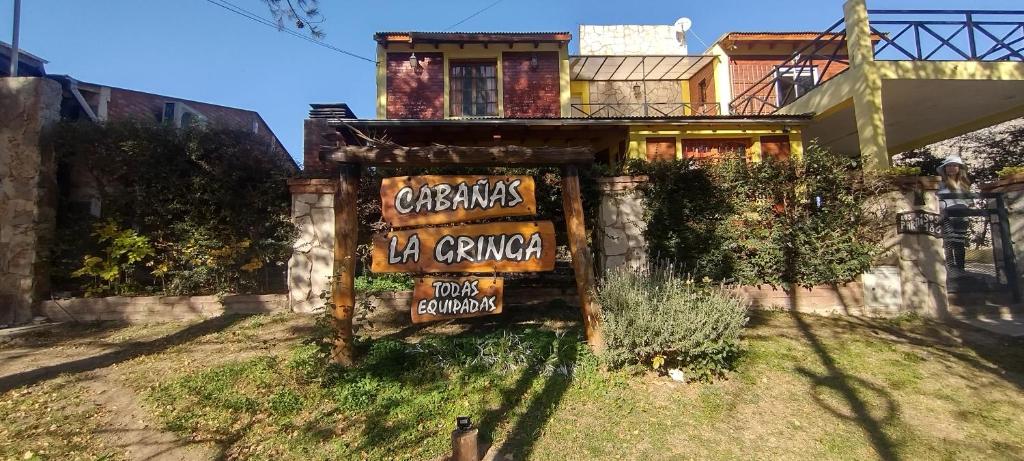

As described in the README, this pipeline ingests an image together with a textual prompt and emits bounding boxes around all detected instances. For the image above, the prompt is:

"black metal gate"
[938,192,1020,304]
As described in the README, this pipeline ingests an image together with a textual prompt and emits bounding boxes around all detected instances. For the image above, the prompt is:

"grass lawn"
[3,310,1024,460]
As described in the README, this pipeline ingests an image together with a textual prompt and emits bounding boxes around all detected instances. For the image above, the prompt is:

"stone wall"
[40,294,288,323]
[596,176,649,273]
[593,175,972,318]
[982,173,1024,298]
[579,24,688,55]
[287,179,337,313]
[0,78,62,325]
[588,81,684,116]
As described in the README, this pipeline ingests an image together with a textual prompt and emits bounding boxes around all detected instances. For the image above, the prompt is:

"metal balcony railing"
[570,102,721,118]
[728,19,850,116]
[871,10,1024,61]
[729,9,1024,116]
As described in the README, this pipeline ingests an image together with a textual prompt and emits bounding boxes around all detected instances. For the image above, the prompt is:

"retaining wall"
[40,294,289,323]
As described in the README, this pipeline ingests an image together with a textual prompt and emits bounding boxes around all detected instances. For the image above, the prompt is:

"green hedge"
[619,143,888,287]
[51,120,295,296]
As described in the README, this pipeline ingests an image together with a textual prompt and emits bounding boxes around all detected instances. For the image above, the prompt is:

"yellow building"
[299,0,1023,175]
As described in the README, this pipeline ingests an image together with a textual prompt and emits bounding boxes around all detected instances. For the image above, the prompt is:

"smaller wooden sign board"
[381,175,537,227]
[371,220,557,273]
[411,277,504,324]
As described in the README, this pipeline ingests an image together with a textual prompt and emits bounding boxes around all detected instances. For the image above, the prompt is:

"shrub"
[624,143,888,287]
[997,166,1024,178]
[883,166,922,177]
[50,120,295,296]
[596,262,749,381]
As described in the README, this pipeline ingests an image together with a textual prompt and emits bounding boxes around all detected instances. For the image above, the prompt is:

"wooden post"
[561,165,605,351]
[450,427,479,461]
[331,163,360,366]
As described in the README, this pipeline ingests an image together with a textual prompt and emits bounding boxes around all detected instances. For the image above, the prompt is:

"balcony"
[570,102,721,118]
[730,9,1024,116]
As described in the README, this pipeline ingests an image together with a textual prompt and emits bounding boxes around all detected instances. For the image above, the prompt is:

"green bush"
[50,120,295,296]
[997,166,1024,178]
[624,143,888,287]
[883,166,922,177]
[596,262,749,381]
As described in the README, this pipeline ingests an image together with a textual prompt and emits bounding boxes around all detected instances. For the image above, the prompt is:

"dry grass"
[1,311,1023,460]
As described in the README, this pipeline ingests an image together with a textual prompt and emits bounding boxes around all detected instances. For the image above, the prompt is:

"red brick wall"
[687,62,717,115]
[729,56,849,114]
[386,52,444,119]
[105,87,295,170]
[502,52,560,118]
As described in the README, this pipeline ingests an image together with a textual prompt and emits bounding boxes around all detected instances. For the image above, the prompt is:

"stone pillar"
[287,179,337,313]
[981,173,1024,300]
[878,177,950,318]
[0,77,62,326]
[595,176,648,273]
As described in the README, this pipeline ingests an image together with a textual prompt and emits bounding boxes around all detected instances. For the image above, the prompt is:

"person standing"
[937,156,972,275]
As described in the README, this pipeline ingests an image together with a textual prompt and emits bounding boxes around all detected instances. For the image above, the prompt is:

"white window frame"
[774,66,818,108]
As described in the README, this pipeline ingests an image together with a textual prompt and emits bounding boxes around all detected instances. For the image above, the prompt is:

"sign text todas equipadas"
[371,220,556,273]
[380,175,537,226]
[410,277,504,324]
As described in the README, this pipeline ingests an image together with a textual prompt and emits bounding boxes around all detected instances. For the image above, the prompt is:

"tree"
[262,0,325,38]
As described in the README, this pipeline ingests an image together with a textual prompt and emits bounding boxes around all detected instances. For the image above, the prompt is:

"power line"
[689,28,711,51]
[203,0,377,63]
[444,0,504,31]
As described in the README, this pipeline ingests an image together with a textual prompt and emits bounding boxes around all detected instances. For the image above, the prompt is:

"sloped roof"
[375,31,571,44]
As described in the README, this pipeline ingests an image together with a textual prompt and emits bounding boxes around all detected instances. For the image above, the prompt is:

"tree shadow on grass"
[825,282,1024,391]
[486,332,580,460]
[0,315,248,393]
[319,325,582,460]
[788,304,901,461]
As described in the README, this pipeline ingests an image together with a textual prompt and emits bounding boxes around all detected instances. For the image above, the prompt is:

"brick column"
[287,179,337,313]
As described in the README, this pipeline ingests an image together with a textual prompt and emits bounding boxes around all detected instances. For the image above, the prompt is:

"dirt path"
[80,372,217,461]
[0,314,315,461]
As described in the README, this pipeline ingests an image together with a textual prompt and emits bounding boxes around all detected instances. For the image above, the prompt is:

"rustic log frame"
[312,121,606,364]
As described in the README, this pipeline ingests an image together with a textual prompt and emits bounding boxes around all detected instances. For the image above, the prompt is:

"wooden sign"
[380,175,537,226]
[411,277,503,323]
[371,221,557,273]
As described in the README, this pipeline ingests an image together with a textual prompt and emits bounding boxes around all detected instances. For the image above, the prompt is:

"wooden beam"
[330,163,360,366]
[561,165,605,352]
[325,145,595,166]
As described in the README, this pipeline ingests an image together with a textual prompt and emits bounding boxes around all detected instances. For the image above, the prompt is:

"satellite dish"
[674,17,692,48]
[674,17,692,33]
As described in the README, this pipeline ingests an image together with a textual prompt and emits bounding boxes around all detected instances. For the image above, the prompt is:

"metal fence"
[570,102,721,118]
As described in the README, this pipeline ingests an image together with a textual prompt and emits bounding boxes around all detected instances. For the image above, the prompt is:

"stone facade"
[287,179,337,313]
[596,177,649,273]
[579,24,688,55]
[589,81,684,116]
[0,78,61,325]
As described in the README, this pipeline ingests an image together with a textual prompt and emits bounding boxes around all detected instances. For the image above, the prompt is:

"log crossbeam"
[324,144,595,166]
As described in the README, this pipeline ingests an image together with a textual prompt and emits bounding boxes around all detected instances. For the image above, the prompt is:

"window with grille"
[775,66,817,107]
[450,61,498,117]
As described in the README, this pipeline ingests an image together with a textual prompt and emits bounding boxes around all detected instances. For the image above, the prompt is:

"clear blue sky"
[3,0,1020,166]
